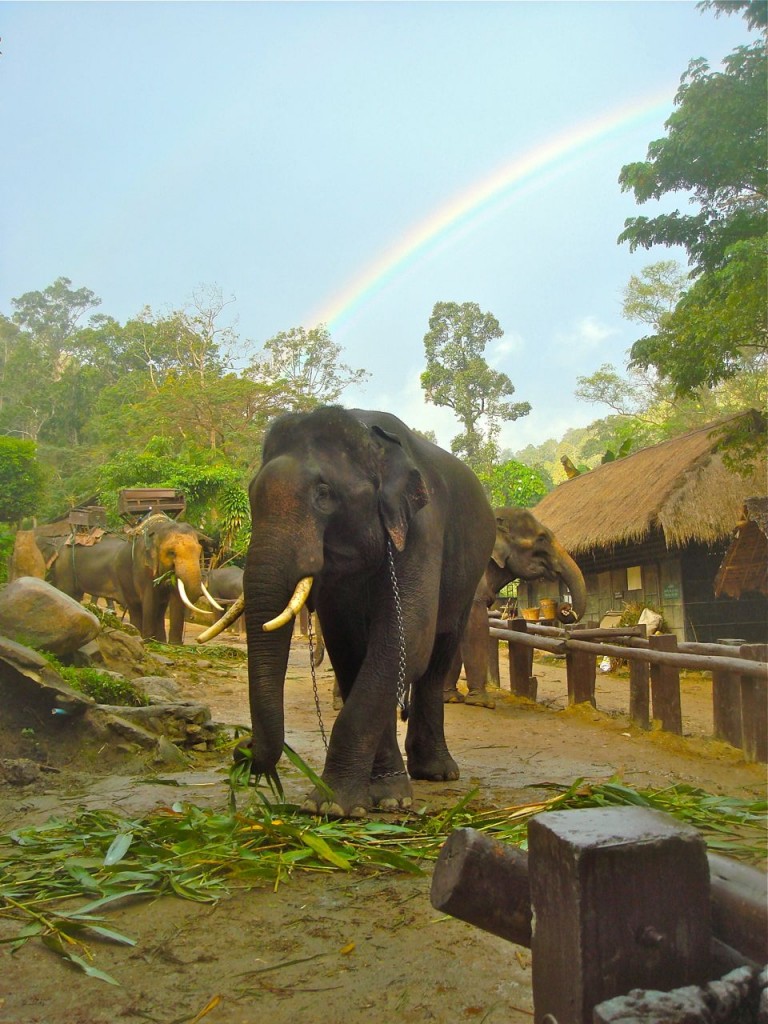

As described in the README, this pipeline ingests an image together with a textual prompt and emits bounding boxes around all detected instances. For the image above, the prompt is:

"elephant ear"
[491,521,513,569]
[371,425,430,552]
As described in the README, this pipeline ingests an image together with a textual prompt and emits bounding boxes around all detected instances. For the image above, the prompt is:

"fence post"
[649,633,682,734]
[566,623,596,706]
[739,644,768,763]
[528,807,711,1024]
[712,667,744,749]
[507,618,537,699]
[629,622,649,729]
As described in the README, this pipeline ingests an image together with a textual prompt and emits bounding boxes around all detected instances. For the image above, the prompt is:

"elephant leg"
[369,716,412,811]
[442,646,465,703]
[460,600,495,708]
[167,593,185,645]
[405,631,461,782]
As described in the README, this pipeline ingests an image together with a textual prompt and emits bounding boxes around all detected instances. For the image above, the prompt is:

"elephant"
[204,565,245,635]
[442,507,587,707]
[198,406,496,818]
[42,515,222,644]
[9,530,47,582]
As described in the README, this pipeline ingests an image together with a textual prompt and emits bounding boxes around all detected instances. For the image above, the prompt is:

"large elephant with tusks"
[43,516,221,644]
[199,407,496,818]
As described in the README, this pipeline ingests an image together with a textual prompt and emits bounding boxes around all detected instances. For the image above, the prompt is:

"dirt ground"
[1,625,766,1024]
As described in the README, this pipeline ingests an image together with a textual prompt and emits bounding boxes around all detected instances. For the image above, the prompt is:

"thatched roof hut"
[532,417,767,557]
[714,497,768,598]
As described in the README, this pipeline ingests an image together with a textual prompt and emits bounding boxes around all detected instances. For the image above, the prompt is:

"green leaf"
[103,832,134,866]
[299,832,352,870]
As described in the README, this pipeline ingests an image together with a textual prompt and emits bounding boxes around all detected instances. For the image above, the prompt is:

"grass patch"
[41,654,149,707]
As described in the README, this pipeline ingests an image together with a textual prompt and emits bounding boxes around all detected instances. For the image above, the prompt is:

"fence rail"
[488,618,768,762]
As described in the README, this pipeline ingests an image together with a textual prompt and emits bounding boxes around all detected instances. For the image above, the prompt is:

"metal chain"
[387,539,409,718]
[307,613,329,750]
[306,540,407,752]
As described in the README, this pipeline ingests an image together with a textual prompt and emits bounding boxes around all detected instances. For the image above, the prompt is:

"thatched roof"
[714,497,768,598]
[532,417,767,556]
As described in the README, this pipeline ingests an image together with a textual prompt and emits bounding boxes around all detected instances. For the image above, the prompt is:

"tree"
[249,324,370,411]
[476,459,549,508]
[0,437,44,523]
[420,301,530,473]
[617,4,767,394]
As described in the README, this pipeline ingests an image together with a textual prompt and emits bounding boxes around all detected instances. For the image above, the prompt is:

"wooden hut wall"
[681,542,768,644]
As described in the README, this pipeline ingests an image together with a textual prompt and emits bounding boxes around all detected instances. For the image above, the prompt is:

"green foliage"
[421,301,530,472]
[249,324,370,410]
[0,524,14,584]
[0,438,45,522]
[476,459,549,507]
[618,9,767,395]
[42,654,150,707]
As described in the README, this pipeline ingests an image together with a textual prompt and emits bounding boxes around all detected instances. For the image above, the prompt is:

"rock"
[0,577,100,656]
[133,675,184,703]
[153,736,191,767]
[0,635,94,712]
[0,758,42,785]
[73,629,168,678]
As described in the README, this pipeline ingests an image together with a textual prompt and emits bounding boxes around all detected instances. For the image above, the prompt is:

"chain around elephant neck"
[307,614,329,751]
[387,539,409,720]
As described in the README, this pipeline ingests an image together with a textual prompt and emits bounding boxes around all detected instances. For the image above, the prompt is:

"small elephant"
[443,507,587,707]
[199,406,496,818]
[205,565,246,635]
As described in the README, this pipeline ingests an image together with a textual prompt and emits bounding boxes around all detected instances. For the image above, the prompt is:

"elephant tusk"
[263,576,313,632]
[176,577,200,613]
[197,593,245,643]
[200,580,225,611]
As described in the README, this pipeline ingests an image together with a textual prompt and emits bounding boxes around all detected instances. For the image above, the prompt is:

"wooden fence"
[431,806,768,1023]
[488,618,768,763]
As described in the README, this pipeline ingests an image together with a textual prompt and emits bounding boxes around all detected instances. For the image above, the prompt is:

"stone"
[0,577,100,656]
[133,675,184,703]
[0,758,42,785]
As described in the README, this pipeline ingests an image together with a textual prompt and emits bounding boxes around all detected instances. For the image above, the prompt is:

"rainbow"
[307,86,675,333]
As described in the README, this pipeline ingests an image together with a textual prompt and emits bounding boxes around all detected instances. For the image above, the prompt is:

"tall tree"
[421,301,530,472]
[249,324,370,411]
[617,3,767,394]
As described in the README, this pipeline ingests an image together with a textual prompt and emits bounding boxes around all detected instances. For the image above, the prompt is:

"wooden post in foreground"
[566,623,596,706]
[507,618,537,699]
[529,807,711,1022]
[649,633,683,734]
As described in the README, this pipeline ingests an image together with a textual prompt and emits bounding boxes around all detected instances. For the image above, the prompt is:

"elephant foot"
[370,770,413,811]
[406,753,460,783]
[464,689,496,709]
[443,689,465,704]
[300,781,370,820]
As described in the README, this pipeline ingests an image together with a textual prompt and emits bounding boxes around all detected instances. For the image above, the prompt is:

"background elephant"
[443,507,587,707]
[204,565,245,635]
[43,515,217,644]
[9,530,47,581]
[213,406,496,818]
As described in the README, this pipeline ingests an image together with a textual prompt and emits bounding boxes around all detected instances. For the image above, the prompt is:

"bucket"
[539,598,558,621]
[521,607,540,622]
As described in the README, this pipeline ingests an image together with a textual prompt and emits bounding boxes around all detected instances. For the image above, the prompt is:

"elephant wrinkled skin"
[232,406,496,818]
[443,507,587,707]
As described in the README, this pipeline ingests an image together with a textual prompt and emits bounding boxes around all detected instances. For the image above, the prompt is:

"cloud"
[556,315,618,351]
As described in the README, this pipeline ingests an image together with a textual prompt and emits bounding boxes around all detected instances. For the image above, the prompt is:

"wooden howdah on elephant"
[36,514,222,645]
[442,507,587,708]
[198,406,497,818]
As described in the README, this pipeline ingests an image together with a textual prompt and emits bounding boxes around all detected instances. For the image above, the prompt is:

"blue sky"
[0,1,755,452]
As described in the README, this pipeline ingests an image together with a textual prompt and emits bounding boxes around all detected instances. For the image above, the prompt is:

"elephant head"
[133,515,221,642]
[490,507,586,620]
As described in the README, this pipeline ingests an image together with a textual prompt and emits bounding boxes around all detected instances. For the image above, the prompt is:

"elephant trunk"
[242,554,311,774]
[551,540,587,621]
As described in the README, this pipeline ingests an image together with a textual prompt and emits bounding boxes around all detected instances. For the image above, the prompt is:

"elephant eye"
[313,482,336,513]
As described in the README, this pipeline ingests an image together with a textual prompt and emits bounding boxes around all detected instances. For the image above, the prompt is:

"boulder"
[74,628,166,677]
[0,578,100,656]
